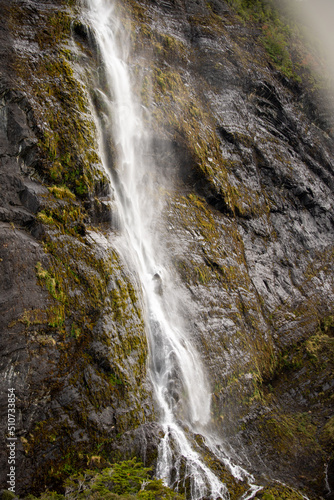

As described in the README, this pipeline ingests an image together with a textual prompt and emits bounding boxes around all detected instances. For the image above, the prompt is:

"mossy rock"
[0,491,17,500]
[321,416,334,451]
[255,481,304,499]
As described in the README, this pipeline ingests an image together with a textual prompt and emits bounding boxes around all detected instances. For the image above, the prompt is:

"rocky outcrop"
[0,0,333,498]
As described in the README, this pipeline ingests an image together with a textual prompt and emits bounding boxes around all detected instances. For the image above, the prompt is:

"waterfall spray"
[85,1,259,498]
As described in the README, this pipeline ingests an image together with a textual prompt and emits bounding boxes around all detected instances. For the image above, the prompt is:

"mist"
[291,0,334,80]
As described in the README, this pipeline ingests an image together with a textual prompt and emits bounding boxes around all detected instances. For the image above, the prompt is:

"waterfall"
[85,1,259,498]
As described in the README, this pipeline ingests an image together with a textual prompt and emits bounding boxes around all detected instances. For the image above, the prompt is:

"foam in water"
[85,1,259,498]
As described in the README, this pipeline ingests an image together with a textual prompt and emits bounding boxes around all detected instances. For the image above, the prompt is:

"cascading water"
[85,1,259,498]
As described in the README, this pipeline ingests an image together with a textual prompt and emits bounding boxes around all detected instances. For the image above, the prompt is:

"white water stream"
[85,1,259,498]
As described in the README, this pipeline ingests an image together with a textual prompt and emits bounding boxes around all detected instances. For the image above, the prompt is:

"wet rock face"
[0,0,333,497]
[126,0,334,496]
[0,0,155,495]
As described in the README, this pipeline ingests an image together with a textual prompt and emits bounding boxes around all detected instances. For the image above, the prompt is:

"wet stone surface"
[0,0,333,497]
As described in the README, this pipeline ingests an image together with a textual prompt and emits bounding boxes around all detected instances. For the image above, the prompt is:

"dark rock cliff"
[0,0,333,498]
[0,0,156,495]
[127,0,334,495]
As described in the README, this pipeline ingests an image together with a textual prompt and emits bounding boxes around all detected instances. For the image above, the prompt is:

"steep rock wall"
[0,0,333,498]
[123,0,334,496]
[0,0,156,495]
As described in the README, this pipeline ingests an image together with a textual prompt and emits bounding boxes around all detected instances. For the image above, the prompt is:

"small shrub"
[63,459,184,500]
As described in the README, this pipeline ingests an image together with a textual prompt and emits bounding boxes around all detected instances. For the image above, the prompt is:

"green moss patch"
[10,2,107,198]
[255,481,304,500]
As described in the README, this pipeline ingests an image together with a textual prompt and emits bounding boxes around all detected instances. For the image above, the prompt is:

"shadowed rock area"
[0,0,333,498]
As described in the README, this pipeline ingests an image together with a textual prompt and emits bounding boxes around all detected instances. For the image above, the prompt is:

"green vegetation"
[20,229,152,488]
[9,3,107,198]
[147,65,258,217]
[257,412,319,457]
[48,186,76,201]
[65,458,183,499]
[321,416,334,451]
[254,481,304,499]
[5,0,332,496]
[233,309,334,495]
[224,0,298,78]
[36,202,86,237]
[5,3,154,488]
[18,459,184,500]
[36,262,66,304]
[225,0,328,85]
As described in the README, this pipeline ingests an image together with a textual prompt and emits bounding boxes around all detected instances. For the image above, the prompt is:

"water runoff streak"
[86,1,259,498]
